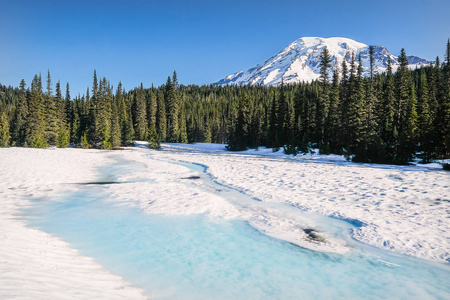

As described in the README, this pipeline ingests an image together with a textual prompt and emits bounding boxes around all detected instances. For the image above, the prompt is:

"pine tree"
[116,82,134,145]
[156,89,167,141]
[178,99,188,143]
[327,69,340,152]
[44,70,59,145]
[318,47,331,149]
[267,90,279,149]
[110,90,121,147]
[88,70,99,145]
[55,81,70,147]
[11,79,28,146]
[395,49,418,164]
[382,58,397,162]
[134,83,147,140]
[227,92,250,151]
[165,73,180,142]
[26,74,47,148]
[417,71,433,162]
[0,109,10,147]
[277,80,288,146]
[97,78,113,149]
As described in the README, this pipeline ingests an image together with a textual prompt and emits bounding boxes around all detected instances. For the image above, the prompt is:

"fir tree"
[382,58,397,162]
[110,90,121,147]
[44,70,59,145]
[26,74,47,148]
[327,69,340,152]
[395,49,418,164]
[165,73,180,142]
[267,90,279,149]
[11,79,28,146]
[417,71,433,162]
[134,83,147,140]
[318,47,331,149]
[156,89,167,141]
[227,92,250,151]
[0,110,10,147]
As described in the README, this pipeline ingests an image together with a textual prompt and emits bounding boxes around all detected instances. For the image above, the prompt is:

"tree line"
[0,40,449,165]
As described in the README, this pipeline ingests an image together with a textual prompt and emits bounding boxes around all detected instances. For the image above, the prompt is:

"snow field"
[0,148,146,299]
[152,143,450,263]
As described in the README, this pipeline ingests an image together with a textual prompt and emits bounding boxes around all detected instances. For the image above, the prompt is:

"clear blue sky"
[1,0,449,95]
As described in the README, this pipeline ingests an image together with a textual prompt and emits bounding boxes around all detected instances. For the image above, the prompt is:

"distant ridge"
[215,37,429,86]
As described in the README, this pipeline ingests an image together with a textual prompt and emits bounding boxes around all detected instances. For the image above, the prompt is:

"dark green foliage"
[0,110,10,147]
[133,83,147,140]
[2,41,449,164]
[227,92,250,151]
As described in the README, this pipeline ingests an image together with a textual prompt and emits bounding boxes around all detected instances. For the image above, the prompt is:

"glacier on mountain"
[215,37,429,86]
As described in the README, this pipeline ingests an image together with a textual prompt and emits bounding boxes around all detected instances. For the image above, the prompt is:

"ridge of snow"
[215,37,429,86]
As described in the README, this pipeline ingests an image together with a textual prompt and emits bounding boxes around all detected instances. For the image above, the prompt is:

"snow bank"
[150,143,450,263]
[0,148,146,299]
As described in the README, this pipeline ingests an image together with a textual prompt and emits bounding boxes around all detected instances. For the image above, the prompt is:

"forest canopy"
[1,40,449,165]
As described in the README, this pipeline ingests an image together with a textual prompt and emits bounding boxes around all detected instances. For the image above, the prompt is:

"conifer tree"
[227,92,250,151]
[44,70,59,145]
[11,79,28,146]
[382,58,397,162]
[0,109,10,147]
[97,78,113,149]
[417,71,433,162]
[134,83,147,140]
[327,69,340,152]
[165,73,180,142]
[88,70,99,145]
[267,90,279,149]
[318,47,331,149]
[178,99,188,143]
[156,90,167,141]
[277,80,288,146]
[116,82,134,145]
[110,91,121,147]
[26,74,47,148]
[395,49,418,163]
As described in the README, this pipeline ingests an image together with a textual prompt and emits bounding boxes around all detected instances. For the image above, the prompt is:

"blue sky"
[1,0,449,95]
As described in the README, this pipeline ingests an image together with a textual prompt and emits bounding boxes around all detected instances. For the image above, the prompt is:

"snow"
[1,143,449,298]
[0,148,147,299]
[143,143,449,263]
[215,36,430,86]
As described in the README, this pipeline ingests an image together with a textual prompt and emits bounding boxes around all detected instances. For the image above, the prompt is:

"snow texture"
[1,143,449,299]
[0,148,147,299]
[215,37,429,86]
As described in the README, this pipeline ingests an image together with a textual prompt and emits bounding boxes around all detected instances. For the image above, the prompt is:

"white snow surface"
[0,148,147,299]
[145,143,450,263]
[215,36,429,86]
[1,144,449,298]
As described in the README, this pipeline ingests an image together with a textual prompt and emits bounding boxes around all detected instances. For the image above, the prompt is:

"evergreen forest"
[1,41,450,165]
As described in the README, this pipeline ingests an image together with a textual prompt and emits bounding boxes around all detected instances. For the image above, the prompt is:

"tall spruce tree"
[165,73,180,142]
[417,71,433,162]
[134,83,147,140]
[156,89,167,141]
[382,58,397,162]
[44,70,59,145]
[318,47,331,150]
[0,109,10,147]
[227,92,250,151]
[26,74,47,148]
[11,79,28,146]
[395,49,418,164]
[267,90,279,149]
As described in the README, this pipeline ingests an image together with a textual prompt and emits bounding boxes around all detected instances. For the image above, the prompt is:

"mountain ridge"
[215,37,429,86]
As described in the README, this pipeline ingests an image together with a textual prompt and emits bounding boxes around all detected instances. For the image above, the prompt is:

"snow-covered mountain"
[215,37,429,86]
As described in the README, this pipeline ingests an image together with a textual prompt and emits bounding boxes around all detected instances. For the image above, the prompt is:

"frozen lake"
[23,152,450,299]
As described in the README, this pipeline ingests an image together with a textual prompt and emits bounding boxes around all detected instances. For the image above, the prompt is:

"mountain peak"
[215,37,428,86]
